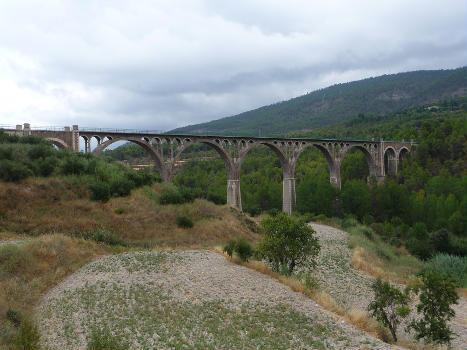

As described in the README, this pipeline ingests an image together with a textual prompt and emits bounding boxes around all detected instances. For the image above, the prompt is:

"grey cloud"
[0,0,465,130]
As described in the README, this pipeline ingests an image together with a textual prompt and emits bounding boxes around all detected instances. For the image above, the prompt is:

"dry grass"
[352,247,419,285]
[0,179,260,248]
[219,252,389,344]
[0,234,112,348]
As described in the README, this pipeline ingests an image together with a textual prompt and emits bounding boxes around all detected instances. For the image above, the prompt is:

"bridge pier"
[227,179,242,211]
[282,177,296,215]
[329,163,341,189]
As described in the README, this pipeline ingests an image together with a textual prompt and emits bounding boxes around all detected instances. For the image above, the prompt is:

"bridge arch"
[46,137,69,150]
[343,144,378,180]
[398,147,410,166]
[93,137,165,177]
[384,146,397,176]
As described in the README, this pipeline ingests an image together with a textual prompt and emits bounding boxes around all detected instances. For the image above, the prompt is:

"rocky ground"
[37,249,394,350]
[33,223,466,349]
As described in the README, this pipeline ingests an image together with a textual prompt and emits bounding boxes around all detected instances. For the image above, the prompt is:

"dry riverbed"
[35,224,466,350]
[38,249,393,350]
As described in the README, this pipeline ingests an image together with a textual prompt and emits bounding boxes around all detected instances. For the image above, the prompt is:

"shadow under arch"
[236,141,288,215]
[46,137,69,150]
[398,147,410,168]
[292,143,338,215]
[174,139,234,179]
[384,147,397,176]
[341,145,377,184]
[93,137,165,176]
[171,140,229,203]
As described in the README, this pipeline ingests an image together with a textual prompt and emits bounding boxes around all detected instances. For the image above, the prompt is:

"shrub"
[159,190,184,205]
[109,176,133,197]
[341,216,359,230]
[6,308,22,328]
[222,240,236,258]
[408,271,459,345]
[206,191,226,205]
[176,216,193,229]
[59,155,87,175]
[257,213,320,274]
[37,156,58,177]
[87,328,128,350]
[423,253,467,288]
[11,317,41,350]
[0,160,33,182]
[429,228,452,254]
[88,181,111,202]
[27,144,53,160]
[234,238,253,262]
[82,230,128,246]
[368,277,410,342]
[389,237,402,247]
[406,238,433,261]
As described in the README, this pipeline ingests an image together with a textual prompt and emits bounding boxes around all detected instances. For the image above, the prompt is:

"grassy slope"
[0,178,259,247]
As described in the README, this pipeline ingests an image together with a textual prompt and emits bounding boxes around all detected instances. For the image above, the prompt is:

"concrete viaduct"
[5,123,415,214]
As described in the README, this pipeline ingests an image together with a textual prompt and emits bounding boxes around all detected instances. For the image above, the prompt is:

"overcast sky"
[0,0,465,131]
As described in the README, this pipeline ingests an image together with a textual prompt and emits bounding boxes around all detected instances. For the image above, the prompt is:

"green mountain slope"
[170,67,466,136]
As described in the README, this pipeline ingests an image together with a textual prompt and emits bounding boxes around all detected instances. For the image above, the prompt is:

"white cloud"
[0,0,465,130]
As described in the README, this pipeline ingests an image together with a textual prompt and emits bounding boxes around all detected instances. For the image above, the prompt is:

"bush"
[423,253,467,288]
[206,192,225,205]
[234,238,253,262]
[11,317,41,350]
[408,271,459,345]
[27,144,53,160]
[159,190,184,205]
[341,216,359,230]
[109,176,133,197]
[59,155,87,175]
[6,308,22,328]
[88,181,111,202]
[81,230,127,246]
[176,216,193,229]
[87,328,128,350]
[222,240,236,257]
[429,229,452,254]
[37,156,58,177]
[0,160,33,182]
[257,213,320,274]
[406,238,433,261]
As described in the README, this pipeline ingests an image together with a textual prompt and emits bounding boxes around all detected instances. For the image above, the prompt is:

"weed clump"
[176,216,194,229]
[11,317,41,350]
[223,238,253,261]
[234,238,253,261]
[87,328,128,350]
[80,230,128,246]
[222,239,236,257]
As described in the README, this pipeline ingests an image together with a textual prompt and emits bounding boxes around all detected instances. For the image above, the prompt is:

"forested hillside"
[171,67,466,136]
[167,98,466,261]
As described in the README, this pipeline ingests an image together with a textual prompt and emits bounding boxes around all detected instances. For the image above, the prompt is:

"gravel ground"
[310,223,467,350]
[37,250,396,350]
[33,223,466,349]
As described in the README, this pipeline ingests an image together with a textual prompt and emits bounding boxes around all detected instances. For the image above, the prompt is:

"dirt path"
[310,223,467,350]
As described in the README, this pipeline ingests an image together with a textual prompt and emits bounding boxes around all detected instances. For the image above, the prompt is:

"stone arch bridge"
[6,123,415,214]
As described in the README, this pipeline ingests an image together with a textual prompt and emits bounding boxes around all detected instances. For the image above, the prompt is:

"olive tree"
[256,213,320,274]
[368,278,410,342]
[408,271,459,345]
